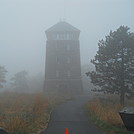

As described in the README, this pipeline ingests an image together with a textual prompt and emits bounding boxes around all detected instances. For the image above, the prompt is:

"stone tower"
[44,21,82,95]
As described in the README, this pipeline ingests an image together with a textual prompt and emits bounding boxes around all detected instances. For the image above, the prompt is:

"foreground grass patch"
[87,96,134,134]
[0,91,59,134]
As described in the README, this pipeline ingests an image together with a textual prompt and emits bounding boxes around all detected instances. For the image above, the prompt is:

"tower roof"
[46,21,80,32]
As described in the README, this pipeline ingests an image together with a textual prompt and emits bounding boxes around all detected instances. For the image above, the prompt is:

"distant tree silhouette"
[11,70,29,92]
[0,66,7,88]
[86,26,134,105]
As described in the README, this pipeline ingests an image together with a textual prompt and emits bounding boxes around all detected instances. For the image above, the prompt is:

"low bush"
[88,95,134,134]
[0,92,52,134]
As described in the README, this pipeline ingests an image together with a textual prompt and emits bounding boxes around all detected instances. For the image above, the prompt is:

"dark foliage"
[11,70,29,92]
[87,26,134,105]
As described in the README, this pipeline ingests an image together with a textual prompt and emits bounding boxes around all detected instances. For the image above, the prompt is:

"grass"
[0,91,61,134]
[87,94,134,134]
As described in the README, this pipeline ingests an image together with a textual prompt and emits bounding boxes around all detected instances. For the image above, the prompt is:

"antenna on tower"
[60,18,62,22]
[63,0,66,21]
[59,18,66,22]
[59,0,67,22]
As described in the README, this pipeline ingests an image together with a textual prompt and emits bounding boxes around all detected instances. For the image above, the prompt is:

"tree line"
[0,67,44,92]
[1,25,134,105]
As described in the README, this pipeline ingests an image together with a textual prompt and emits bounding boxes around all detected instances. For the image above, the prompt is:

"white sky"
[0,0,134,79]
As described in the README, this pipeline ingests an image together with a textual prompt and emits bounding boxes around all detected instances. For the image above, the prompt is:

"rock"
[119,107,134,131]
[119,106,134,114]
[0,127,9,134]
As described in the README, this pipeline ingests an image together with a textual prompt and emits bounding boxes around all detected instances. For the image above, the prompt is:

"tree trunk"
[120,44,125,106]
[120,89,125,106]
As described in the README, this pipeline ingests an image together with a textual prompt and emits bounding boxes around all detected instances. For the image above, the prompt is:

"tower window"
[56,84,59,88]
[67,33,69,40]
[56,71,59,77]
[69,33,73,40]
[56,34,59,40]
[56,56,59,64]
[52,34,56,40]
[67,71,71,77]
[53,33,74,40]
[67,45,70,51]
[67,57,70,64]
[59,34,62,40]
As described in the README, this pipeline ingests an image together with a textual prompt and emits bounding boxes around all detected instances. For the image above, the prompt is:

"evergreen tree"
[11,70,29,92]
[87,26,134,105]
[0,66,7,88]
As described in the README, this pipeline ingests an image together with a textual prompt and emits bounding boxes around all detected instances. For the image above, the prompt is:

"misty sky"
[0,0,134,79]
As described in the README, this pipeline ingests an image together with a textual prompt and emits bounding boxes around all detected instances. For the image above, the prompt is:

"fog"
[0,0,134,90]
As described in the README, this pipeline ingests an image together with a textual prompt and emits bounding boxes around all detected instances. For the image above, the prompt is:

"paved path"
[43,95,103,134]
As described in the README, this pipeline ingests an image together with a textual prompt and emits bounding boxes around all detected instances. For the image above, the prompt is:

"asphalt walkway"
[42,95,103,134]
